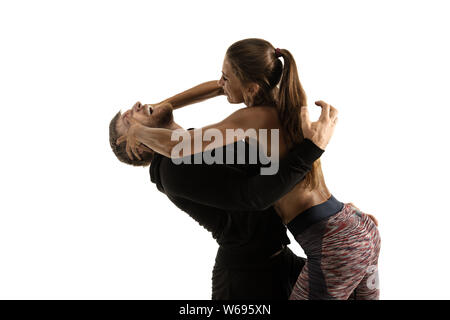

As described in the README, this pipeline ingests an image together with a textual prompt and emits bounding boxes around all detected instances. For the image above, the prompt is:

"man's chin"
[150,103,174,128]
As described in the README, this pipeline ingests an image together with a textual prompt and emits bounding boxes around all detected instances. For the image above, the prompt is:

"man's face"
[116,101,174,136]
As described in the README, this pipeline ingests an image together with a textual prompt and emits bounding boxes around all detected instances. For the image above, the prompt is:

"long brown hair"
[226,38,324,190]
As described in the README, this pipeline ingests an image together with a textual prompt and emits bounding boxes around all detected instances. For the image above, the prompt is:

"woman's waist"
[275,187,332,224]
[286,194,344,237]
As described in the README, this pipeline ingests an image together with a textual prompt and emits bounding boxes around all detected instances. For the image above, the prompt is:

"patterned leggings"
[289,203,381,300]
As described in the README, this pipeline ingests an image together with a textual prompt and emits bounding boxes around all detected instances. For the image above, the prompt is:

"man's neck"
[166,121,183,130]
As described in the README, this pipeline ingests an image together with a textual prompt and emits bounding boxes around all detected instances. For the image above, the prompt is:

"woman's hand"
[116,122,152,161]
[300,100,338,150]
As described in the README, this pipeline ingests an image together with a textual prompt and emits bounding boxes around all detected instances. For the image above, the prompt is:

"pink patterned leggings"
[289,203,381,300]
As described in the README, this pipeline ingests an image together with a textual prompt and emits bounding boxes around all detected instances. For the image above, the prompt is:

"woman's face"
[218,57,246,104]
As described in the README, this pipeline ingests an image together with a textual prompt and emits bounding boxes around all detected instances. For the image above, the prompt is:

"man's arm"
[165,194,228,241]
[159,139,323,211]
[154,80,224,110]
[151,101,337,212]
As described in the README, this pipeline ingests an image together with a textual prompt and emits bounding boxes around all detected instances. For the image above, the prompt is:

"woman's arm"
[131,106,275,158]
[144,102,337,211]
[127,101,336,162]
[135,102,337,212]
[154,80,224,110]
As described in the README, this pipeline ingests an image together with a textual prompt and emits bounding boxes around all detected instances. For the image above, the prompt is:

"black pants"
[211,247,306,300]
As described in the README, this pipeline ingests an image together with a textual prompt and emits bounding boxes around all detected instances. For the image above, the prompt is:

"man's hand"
[300,100,338,150]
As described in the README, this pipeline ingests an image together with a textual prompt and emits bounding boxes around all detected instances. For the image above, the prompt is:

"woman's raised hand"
[300,100,338,150]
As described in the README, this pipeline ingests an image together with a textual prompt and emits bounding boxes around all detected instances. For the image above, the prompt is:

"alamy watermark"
[170,128,280,175]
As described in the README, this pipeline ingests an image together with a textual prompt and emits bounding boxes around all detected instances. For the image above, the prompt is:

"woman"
[118,38,381,299]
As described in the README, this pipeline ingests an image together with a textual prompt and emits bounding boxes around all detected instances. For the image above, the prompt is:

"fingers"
[125,141,134,161]
[124,141,143,161]
[127,141,143,161]
[315,100,338,126]
[132,146,142,161]
[139,145,153,153]
[116,135,127,145]
[118,134,146,161]
[315,100,331,121]
[117,130,148,161]
[329,105,338,122]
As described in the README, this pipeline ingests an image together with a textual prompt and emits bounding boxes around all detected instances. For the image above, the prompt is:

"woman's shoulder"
[234,105,278,118]
[249,105,280,125]
[224,105,280,131]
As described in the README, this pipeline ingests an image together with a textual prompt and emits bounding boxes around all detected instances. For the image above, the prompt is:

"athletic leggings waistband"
[287,195,344,236]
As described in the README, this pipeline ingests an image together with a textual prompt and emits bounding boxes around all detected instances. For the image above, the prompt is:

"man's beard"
[152,103,174,128]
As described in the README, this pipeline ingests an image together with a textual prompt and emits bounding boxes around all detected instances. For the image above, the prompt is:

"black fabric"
[287,195,344,236]
[149,136,324,299]
[150,140,292,260]
[155,139,323,211]
[211,247,306,300]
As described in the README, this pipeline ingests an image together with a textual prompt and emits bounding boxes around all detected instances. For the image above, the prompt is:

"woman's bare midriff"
[274,182,332,225]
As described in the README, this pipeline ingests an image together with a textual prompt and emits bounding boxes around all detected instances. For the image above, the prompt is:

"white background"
[0,0,449,300]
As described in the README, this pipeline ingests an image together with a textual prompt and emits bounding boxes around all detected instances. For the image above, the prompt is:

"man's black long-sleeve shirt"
[149,138,323,266]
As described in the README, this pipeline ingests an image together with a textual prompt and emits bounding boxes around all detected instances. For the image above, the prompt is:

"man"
[109,81,334,299]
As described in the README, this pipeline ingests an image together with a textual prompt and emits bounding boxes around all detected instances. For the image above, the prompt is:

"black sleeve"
[164,194,228,241]
[159,139,324,211]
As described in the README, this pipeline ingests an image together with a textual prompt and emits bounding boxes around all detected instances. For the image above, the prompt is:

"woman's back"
[248,105,331,224]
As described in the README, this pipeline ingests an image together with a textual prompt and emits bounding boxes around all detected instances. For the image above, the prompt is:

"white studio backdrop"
[0,0,449,299]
